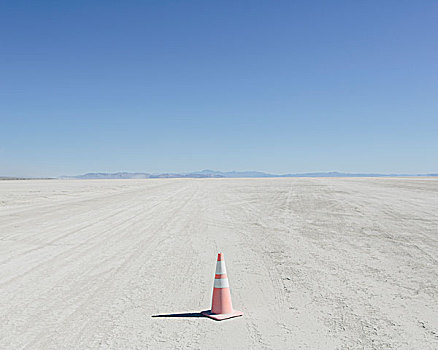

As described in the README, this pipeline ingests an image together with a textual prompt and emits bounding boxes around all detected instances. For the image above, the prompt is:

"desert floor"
[0,178,437,349]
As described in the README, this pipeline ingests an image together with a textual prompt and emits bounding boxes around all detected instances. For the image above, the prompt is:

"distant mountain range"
[59,170,438,179]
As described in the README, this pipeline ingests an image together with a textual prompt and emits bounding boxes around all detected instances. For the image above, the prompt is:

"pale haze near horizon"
[1,1,437,178]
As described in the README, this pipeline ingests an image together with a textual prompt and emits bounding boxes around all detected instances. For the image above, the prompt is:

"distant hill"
[59,170,438,179]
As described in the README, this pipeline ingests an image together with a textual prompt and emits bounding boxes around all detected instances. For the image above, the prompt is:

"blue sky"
[1,1,437,177]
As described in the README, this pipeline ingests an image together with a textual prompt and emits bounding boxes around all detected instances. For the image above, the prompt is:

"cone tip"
[217,252,223,261]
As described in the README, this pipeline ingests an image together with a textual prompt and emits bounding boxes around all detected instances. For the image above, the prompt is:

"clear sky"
[1,1,437,177]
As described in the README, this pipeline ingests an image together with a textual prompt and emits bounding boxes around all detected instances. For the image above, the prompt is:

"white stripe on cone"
[215,260,227,275]
[214,278,230,288]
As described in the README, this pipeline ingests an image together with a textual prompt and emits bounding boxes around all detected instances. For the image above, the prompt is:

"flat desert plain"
[0,178,437,349]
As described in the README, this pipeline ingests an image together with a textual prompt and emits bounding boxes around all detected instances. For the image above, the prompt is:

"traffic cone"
[202,252,243,321]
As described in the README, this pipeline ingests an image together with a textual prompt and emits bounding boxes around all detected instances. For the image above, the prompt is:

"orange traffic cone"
[202,252,243,321]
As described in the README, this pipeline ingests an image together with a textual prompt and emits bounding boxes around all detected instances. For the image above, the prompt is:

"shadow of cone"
[201,252,243,321]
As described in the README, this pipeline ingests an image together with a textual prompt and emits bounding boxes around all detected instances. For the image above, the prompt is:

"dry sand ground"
[0,178,437,349]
